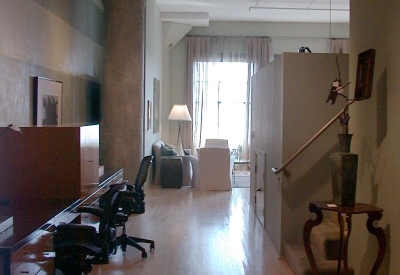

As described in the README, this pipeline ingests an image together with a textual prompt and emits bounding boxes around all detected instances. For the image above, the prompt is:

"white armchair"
[204,138,235,181]
[205,138,229,147]
[197,146,232,191]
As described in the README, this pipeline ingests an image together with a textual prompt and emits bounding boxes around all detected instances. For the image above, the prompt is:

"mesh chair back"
[99,183,126,238]
[133,155,154,192]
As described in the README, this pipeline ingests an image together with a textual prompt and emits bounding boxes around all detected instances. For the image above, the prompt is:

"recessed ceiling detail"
[161,12,209,27]
[157,0,349,24]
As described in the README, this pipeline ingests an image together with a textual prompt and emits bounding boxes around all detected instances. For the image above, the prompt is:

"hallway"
[91,184,293,275]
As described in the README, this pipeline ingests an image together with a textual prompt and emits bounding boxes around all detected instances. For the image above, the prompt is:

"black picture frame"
[354,49,376,101]
[33,77,63,126]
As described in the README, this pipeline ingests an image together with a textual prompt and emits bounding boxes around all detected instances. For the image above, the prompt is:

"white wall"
[349,1,399,274]
[252,53,349,255]
[167,21,349,143]
[144,0,163,155]
[0,0,104,127]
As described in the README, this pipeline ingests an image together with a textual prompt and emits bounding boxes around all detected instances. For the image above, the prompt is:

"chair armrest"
[77,206,105,217]
[109,180,129,190]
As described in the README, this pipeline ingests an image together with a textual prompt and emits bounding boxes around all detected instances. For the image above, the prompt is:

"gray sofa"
[152,140,198,187]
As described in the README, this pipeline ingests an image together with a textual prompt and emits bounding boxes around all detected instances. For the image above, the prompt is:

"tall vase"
[330,134,358,206]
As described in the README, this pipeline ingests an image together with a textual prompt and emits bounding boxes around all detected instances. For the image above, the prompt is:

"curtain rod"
[187,35,270,39]
[187,35,349,40]
[270,36,349,40]
[249,7,348,12]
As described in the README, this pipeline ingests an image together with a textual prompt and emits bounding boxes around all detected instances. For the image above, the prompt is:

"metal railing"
[272,105,349,175]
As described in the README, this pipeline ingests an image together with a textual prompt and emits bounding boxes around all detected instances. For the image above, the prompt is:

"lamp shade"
[168,104,192,121]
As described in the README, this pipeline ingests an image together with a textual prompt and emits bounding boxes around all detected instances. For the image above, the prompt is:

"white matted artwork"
[33,77,63,126]
[147,100,152,131]
[153,78,160,134]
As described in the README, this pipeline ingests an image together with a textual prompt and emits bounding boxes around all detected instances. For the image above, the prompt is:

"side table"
[303,201,386,275]
[233,159,250,182]
[160,156,183,188]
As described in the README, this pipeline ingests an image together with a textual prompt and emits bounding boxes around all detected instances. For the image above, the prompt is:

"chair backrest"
[99,183,126,237]
[205,139,229,148]
[116,156,153,216]
[198,147,231,191]
[133,155,154,192]
[54,182,126,274]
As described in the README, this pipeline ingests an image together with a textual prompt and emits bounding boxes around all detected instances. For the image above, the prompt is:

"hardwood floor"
[91,184,293,275]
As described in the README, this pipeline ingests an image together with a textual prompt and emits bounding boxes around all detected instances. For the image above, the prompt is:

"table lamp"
[168,104,192,144]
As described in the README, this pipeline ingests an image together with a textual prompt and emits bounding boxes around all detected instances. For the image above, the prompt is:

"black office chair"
[54,183,126,275]
[114,155,155,258]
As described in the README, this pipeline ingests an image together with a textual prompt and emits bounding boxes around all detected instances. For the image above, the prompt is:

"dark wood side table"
[303,201,386,275]
[160,156,183,188]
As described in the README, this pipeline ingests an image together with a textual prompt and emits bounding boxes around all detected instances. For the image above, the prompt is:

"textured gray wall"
[0,0,104,127]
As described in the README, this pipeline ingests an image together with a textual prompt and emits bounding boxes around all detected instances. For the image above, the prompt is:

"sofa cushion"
[161,144,178,156]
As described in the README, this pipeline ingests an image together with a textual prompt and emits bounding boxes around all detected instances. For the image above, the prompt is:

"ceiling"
[157,0,349,26]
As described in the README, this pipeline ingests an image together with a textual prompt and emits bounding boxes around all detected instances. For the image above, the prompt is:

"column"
[101,0,146,183]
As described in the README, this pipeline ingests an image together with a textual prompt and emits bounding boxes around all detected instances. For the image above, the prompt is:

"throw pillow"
[161,144,178,156]
[165,142,184,156]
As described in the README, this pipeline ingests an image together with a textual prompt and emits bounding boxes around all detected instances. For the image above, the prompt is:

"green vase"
[330,134,358,206]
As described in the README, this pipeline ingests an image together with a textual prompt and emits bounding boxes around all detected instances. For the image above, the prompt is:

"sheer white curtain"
[330,39,350,53]
[185,36,270,158]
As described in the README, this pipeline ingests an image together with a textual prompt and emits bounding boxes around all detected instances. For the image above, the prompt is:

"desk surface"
[0,198,77,251]
[0,168,123,253]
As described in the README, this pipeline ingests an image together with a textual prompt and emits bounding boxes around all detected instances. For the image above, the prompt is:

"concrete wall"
[349,1,400,273]
[0,0,104,127]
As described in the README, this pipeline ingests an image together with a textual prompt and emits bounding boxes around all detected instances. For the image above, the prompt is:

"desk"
[0,169,123,275]
[303,201,386,275]
[233,159,250,182]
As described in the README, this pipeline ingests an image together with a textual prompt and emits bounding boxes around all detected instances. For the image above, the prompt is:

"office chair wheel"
[142,251,147,258]
[150,243,155,250]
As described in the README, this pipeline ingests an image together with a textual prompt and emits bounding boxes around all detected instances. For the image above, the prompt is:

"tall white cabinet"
[250,53,349,255]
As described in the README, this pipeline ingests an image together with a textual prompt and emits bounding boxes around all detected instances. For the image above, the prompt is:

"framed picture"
[147,100,152,131]
[33,77,63,126]
[354,49,376,101]
[153,78,160,134]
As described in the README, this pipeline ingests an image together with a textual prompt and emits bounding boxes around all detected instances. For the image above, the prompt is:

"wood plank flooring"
[91,184,293,275]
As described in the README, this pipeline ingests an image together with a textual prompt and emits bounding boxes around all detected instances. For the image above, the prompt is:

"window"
[193,62,249,150]
[186,36,270,161]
